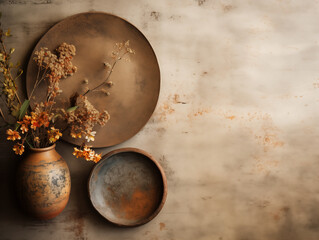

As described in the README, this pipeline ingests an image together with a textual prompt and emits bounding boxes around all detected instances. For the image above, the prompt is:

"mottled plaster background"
[1,0,319,239]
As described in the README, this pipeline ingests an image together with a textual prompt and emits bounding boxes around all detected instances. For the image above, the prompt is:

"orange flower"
[18,115,31,125]
[30,111,50,130]
[6,129,21,141]
[73,147,81,157]
[17,115,31,134]
[38,112,50,128]
[34,137,40,144]
[71,132,82,139]
[92,153,102,163]
[85,131,96,142]
[72,146,101,163]
[20,124,28,134]
[22,115,31,123]
[30,114,40,130]
[13,143,24,155]
[47,127,62,143]
[30,121,40,130]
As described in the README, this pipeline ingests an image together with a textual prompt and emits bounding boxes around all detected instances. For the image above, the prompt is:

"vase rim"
[30,144,56,152]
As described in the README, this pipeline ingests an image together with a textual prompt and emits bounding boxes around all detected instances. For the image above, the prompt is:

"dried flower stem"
[0,107,7,122]
[83,51,129,96]
[29,65,49,100]
[24,137,33,148]
[0,39,21,105]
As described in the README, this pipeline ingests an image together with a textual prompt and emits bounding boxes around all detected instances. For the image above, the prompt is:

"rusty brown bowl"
[88,148,167,227]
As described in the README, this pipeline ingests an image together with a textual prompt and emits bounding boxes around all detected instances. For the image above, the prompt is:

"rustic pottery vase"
[16,144,71,220]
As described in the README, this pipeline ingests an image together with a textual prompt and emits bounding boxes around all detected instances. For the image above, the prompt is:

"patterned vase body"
[17,144,71,220]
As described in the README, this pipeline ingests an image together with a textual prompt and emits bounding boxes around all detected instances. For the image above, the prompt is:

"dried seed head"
[103,62,112,69]
[101,89,111,96]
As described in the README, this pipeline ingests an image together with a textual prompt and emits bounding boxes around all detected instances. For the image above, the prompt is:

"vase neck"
[30,144,56,153]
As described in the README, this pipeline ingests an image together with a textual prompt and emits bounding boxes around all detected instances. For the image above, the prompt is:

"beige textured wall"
[1,0,319,239]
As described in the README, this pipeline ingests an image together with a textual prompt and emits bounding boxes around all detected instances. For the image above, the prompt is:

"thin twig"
[0,107,8,123]
[25,138,33,148]
[83,51,129,96]
[29,65,47,100]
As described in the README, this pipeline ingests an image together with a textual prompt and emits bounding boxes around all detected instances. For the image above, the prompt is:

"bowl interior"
[89,151,165,226]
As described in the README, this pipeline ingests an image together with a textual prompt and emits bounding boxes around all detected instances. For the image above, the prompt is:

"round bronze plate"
[88,148,167,226]
[26,12,160,147]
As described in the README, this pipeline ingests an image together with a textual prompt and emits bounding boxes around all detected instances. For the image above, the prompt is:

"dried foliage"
[1,20,135,163]
[0,14,22,122]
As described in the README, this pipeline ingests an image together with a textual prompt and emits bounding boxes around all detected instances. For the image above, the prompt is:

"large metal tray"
[26,12,160,147]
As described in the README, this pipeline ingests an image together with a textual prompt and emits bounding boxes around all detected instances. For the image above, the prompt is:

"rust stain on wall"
[153,94,188,122]
[173,94,187,104]
[271,206,291,222]
[196,0,206,6]
[156,127,166,134]
[158,103,175,121]
[255,117,284,152]
[201,71,208,76]
[225,115,236,120]
[158,155,175,181]
[188,108,211,119]
[252,155,279,175]
[222,4,235,12]
[222,111,285,152]
[63,211,87,240]
[254,131,285,152]
[213,109,285,174]
[150,11,161,21]
[159,222,166,231]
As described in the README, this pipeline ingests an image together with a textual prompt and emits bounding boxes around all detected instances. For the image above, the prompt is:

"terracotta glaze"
[17,144,71,220]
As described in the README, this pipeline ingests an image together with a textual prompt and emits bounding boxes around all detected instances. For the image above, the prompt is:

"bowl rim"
[87,147,168,227]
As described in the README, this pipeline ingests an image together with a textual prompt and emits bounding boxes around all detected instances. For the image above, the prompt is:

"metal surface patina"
[26,12,160,147]
[88,148,167,227]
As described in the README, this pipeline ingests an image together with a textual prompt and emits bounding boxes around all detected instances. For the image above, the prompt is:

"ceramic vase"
[16,144,71,220]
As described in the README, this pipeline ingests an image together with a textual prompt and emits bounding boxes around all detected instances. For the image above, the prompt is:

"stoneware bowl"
[88,148,167,227]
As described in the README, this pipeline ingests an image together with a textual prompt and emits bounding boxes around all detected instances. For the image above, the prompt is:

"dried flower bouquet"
[0,17,135,163]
